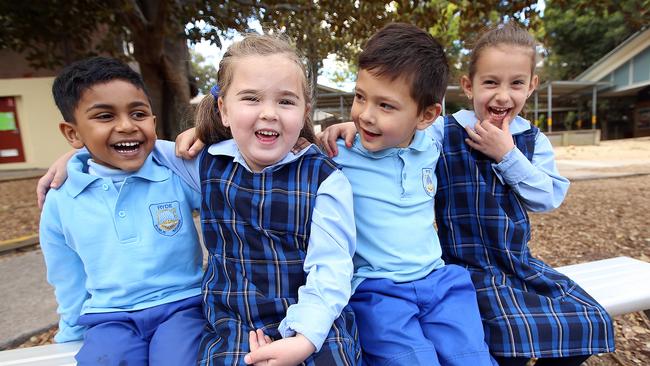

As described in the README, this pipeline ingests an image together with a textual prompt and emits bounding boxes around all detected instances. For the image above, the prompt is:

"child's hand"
[315,122,356,158]
[175,127,204,159]
[244,331,315,366]
[36,150,76,209]
[464,117,515,162]
[245,330,273,365]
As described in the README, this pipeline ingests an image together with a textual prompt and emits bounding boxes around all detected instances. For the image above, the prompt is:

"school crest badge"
[149,201,182,236]
[422,168,435,197]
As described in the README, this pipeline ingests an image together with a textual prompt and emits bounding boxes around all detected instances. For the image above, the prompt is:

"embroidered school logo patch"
[149,201,182,236]
[422,168,435,197]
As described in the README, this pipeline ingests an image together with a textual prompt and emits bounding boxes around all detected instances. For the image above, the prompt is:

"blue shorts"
[75,295,204,366]
[349,265,496,366]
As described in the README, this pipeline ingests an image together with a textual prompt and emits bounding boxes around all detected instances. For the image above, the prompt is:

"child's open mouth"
[488,106,510,121]
[255,129,279,143]
[361,128,381,140]
[112,141,142,154]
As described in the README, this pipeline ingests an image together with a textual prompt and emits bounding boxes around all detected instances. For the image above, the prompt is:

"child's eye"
[512,80,526,86]
[379,103,395,111]
[279,99,296,106]
[354,93,365,102]
[95,113,113,121]
[483,80,497,86]
[131,111,149,120]
[242,96,260,102]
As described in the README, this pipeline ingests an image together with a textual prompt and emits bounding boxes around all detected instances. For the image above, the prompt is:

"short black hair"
[52,56,149,122]
[359,23,449,114]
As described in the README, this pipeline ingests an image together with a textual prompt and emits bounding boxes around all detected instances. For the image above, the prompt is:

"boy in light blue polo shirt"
[332,23,494,366]
[40,57,204,366]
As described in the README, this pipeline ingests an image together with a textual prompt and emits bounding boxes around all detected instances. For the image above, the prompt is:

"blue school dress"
[434,114,615,358]
[196,149,360,366]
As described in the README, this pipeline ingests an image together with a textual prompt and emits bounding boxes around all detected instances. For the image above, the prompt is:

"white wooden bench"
[1,256,649,365]
[0,341,80,366]
[555,256,650,318]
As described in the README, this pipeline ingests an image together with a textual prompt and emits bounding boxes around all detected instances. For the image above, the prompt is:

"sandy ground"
[2,137,650,364]
[555,136,650,179]
[555,137,650,161]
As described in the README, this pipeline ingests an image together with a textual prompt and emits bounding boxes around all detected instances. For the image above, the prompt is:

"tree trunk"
[309,57,320,118]
[120,0,192,140]
[133,39,191,140]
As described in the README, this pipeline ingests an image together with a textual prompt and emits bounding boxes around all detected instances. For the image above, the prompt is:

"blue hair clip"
[210,84,220,99]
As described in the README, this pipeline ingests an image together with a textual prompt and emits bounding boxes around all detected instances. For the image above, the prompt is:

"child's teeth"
[115,142,139,147]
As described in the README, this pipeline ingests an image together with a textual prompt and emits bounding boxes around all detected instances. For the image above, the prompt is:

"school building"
[2,27,649,170]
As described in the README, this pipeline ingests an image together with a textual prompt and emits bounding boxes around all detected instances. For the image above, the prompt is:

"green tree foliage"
[391,0,542,81]
[0,1,116,69]
[190,50,218,95]
[544,0,649,80]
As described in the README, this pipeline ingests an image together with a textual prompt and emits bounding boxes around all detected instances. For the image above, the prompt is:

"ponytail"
[195,92,231,145]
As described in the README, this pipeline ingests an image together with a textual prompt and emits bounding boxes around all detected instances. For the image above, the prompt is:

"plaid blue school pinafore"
[196,148,361,366]
[434,115,615,358]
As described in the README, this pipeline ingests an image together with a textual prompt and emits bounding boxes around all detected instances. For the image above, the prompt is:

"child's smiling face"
[351,69,439,152]
[461,44,538,126]
[60,80,156,172]
[218,54,308,172]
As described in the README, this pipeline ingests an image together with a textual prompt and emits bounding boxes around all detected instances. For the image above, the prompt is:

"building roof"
[574,27,650,97]
[575,27,650,82]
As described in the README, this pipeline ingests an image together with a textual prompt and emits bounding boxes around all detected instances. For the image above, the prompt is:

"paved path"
[0,250,58,350]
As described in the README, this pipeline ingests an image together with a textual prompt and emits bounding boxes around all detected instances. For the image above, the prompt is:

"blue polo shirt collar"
[207,139,319,173]
[452,109,531,135]
[65,152,169,198]
[351,128,432,159]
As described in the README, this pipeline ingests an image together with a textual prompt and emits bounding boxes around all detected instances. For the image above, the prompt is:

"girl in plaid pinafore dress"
[435,113,614,365]
[192,34,360,366]
[435,23,615,366]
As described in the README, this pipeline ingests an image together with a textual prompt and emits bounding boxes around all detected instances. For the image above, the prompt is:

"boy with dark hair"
[41,56,204,365]
[332,23,494,365]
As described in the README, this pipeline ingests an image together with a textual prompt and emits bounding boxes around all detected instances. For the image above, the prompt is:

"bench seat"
[1,256,649,365]
[555,256,650,317]
[0,341,80,365]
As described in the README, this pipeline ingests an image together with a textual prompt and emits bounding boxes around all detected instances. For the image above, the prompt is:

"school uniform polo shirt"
[39,152,203,342]
[334,128,445,290]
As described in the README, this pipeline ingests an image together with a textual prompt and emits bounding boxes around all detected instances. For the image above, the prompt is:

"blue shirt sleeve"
[278,169,356,351]
[492,130,570,212]
[151,140,201,192]
[39,195,89,343]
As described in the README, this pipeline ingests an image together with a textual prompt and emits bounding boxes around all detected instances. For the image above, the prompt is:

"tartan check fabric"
[434,115,615,358]
[197,149,361,366]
